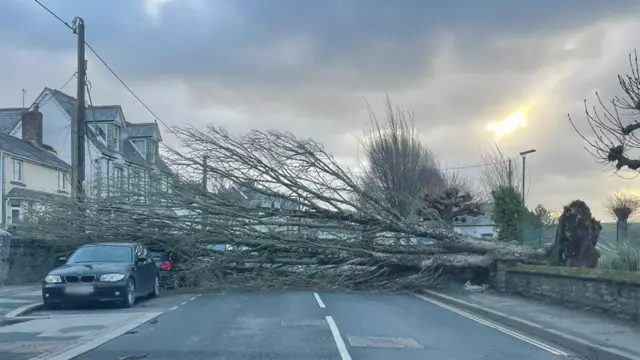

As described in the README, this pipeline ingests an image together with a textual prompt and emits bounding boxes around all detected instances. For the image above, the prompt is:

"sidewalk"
[418,286,640,360]
[0,285,41,319]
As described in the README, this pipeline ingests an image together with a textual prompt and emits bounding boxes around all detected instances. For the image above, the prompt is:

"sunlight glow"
[485,105,530,139]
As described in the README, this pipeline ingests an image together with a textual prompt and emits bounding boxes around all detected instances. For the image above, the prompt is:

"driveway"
[73,291,576,360]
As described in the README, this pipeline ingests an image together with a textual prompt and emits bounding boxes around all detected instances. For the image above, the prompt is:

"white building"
[2,88,173,201]
[0,106,71,228]
[453,203,496,239]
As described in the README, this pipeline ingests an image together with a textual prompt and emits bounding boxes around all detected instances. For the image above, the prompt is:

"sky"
[2,0,640,221]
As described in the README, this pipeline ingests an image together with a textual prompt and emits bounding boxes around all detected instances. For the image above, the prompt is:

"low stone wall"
[492,261,640,321]
[0,236,57,285]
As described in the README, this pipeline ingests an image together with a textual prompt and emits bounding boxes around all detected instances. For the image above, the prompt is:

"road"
[73,291,573,360]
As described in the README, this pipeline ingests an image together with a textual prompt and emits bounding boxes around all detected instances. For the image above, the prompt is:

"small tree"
[605,191,640,244]
[422,172,483,227]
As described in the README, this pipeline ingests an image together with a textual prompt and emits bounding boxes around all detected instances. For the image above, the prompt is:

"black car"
[149,249,180,289]
[42,242,159,308]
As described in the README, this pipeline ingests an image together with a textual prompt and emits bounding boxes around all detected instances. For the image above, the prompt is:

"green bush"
[598,241,640,272]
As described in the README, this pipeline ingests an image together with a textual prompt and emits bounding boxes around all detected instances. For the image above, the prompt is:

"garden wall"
[492,261,640,321]
[0,236,57,285]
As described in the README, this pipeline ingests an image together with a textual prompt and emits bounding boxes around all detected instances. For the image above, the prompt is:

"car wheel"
[149,276,160,298]
[122,278,136,308]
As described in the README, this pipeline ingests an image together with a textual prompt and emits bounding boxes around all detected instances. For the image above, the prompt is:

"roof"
[0,132,71,171]
[5,187,69,203]
[125,121,162,140]
[45,88,172,174]
[0,107,27,134]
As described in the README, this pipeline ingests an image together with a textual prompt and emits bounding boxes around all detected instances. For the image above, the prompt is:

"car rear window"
[67,245,133,263]
[150,251,169,262]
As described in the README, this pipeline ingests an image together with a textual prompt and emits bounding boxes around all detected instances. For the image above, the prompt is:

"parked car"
[42,242,159,308]
[149,249,180,289]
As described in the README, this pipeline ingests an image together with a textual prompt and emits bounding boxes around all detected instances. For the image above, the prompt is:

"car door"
[132,244,150,295]
[140,246,158,292]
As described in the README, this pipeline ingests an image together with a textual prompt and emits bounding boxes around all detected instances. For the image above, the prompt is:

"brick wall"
[493,261,640,321]
[0,236,58,285]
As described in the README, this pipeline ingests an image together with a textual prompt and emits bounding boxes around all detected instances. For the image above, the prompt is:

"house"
[1,88,173,202]
[0,106,71,228]
[453,203,496,239]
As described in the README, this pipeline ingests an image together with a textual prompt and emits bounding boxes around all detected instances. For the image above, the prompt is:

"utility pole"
[71,17,86,202]
[507,158,513,187]
[21,89,26,108]
[201,155,209,192]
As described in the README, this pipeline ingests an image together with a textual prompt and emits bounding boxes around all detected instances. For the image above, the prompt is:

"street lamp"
[519,149,536,207]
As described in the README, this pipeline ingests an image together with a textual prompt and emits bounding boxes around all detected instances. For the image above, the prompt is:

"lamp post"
[519,149,536,207]
[519,149,536,245]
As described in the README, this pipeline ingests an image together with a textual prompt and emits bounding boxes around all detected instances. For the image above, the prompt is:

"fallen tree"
[17,125,546,292]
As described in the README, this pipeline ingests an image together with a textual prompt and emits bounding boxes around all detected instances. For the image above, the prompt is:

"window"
[114,167,123,190]
[57,171,68,190]
[12,159,23,182]
[94,124,107,141]
[9,200,22,223]
[67,245,133,264]
[146,140,156,162]
[112,125,120,151]
[132,140,146,158]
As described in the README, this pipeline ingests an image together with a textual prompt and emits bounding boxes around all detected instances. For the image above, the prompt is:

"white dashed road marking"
[414,294,568,356]
[313,292,325,308]
[326,316,352,360]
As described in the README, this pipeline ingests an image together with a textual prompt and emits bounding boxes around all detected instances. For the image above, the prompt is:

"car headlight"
[44,275,62,284]
[100,273,125,282]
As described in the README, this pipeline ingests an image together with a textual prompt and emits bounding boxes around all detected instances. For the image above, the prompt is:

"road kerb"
[415,290,640,360]
[5,302,44,319]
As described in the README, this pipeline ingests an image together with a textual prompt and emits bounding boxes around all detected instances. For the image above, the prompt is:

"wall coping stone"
[509,264,640,286]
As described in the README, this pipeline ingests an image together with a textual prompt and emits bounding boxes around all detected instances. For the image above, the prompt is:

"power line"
[440,161,508,172]
[32,0,178,139]
[33,0,73,30]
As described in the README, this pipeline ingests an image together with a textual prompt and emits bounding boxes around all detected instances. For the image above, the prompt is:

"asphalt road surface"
[74,291,573,360]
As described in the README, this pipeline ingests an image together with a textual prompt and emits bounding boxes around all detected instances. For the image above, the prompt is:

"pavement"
[416,287,640,360]
[0,290,201,360]
[0,285,41,319]
[72,291,577,360]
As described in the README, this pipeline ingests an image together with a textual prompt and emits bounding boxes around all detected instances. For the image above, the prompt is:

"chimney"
[21,104,43,146]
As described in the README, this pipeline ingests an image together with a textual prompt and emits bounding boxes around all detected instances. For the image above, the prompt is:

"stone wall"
[0,236,57,285]
[493,261,640,321]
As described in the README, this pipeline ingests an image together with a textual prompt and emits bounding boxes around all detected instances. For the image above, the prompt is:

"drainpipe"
[0,151,4,228]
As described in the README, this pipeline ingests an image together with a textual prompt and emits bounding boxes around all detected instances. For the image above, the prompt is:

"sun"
[485,106,530,139]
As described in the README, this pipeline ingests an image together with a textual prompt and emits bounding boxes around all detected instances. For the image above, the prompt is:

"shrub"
[597,241,640,272]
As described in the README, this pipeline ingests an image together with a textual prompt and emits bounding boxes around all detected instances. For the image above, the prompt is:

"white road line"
[170,306,178,311]
[313,292,326,308]
[326,316,352,360]
[189,296,197,301]
[414,294,567,356]
[180,301,188,305]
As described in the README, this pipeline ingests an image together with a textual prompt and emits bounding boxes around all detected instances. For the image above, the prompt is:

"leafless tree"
[17,124,545,292]
[479,142,519,195]
[360,95,444,218]
[569,50,640,175]
[605,191,640,242]
[422,172,484,227]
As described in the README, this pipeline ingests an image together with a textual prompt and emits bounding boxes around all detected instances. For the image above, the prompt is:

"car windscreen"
[67,245,133,264]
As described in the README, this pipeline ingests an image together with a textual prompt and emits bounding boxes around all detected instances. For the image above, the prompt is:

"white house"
[2,88,173,202]
[453,203,496,239]
[0,106,71,228]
